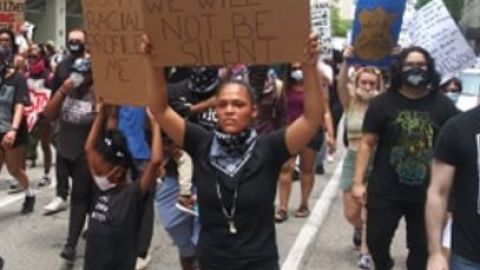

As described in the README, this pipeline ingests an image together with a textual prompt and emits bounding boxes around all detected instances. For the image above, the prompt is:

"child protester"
[83,103,162,270]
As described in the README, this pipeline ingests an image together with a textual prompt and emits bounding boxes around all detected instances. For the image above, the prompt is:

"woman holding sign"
[145,34,326,270]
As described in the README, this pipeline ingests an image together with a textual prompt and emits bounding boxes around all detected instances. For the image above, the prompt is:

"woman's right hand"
[351,182,366,205]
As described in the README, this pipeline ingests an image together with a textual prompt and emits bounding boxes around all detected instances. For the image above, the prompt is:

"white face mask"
[355,87,379,102]
[93,174,116,191]
[290,70,304,81]
[445,92,460,104]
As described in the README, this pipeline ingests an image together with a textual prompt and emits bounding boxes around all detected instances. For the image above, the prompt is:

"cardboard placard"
[310,0,332,59]
[408,0,476,80]
[82,0,154,106]
[142,0,310,66]
[349,0,407,69]
[0,0,25,31]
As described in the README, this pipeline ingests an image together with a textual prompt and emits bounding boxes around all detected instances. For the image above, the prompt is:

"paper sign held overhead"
[408,0,476,80]
[350,0,407,69]
[142,0,310,66]
[310,0,332,59]
[0,0,25,32]
[82,0,154,106]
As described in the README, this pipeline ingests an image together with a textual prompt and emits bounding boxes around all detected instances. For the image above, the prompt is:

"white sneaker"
[357,254,373,270]
[43,197,68,214]
[135,255,151,270]
[326,154,335,163]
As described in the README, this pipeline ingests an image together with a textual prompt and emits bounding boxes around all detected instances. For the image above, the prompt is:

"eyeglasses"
[403,61,427,69]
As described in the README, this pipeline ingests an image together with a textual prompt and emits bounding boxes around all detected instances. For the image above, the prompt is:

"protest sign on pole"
[310,0,333,59]
[141,0,310,66]
[349,0,407,69]
[0,0,25,31]
[82,0,155,106]
[408,0,476,80]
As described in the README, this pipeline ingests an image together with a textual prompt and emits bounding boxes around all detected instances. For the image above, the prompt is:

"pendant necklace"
[215,180,239,235]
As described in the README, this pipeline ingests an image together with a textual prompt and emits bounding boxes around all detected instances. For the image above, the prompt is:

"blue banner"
[349,0,407,69]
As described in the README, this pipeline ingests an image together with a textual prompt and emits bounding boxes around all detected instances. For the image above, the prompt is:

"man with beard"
[352,47,458,270]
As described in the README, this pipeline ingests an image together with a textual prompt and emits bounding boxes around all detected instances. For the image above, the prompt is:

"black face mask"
[67,40,85,56]
[402,67,430,88]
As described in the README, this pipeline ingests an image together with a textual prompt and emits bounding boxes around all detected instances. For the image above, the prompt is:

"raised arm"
[426,159,454,270]
[142,35,186,147]
[337,47,354,109]
[139,109,162,195]
[84,102,105,154]
[285,34,326,155]
[43,78,75,121]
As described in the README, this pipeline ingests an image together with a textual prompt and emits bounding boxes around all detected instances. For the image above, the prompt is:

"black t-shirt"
[0,72,30,134]
[168,80,217,130]
[184,122,290,269]
[363,90,458,202]
[434,106,480,264]
[54,56,96,161]
[85,182,143,270]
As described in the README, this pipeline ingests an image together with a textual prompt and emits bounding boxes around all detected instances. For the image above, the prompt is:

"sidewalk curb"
[281,155,344,270]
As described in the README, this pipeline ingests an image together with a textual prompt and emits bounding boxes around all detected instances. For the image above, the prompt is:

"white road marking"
[281,155,345,270]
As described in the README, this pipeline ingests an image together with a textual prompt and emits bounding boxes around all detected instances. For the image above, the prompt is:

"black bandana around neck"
[210,129,257,178]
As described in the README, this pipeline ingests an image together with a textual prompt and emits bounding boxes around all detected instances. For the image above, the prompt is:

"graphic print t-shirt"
[85,182,142,270]
[434,106,480,264]
[0,72,30,133]
[363,90,458,202]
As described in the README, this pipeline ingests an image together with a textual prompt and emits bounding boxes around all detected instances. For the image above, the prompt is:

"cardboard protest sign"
[349,0,407,69]
[23,78,51,132]
[0,0,25,31]
[408,0,476,80]
[142,0,310,66]
[310,0,332,59]
[82,0,155,106]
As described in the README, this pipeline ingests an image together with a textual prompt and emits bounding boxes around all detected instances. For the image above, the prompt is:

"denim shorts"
[450,254,480,270]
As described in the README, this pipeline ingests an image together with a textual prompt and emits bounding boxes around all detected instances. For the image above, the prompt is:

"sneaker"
[315,164,325,175]
[60,245,76,262]
[21,195,35,214]
[353,227,362,249]
[0,256,4,270]
[135,255,151,270]
[7,183,22,194]
[357,254,373,270]
[38,175,52,187]
[326,154,335,163]
[44,197,68,214]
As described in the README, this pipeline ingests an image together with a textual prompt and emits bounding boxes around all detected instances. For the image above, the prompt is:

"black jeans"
[56,154,93,248]
[134,160,155,258]
[367,194,427,270]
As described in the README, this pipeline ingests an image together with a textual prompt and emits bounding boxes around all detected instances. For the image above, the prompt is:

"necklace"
[215,180,239,234]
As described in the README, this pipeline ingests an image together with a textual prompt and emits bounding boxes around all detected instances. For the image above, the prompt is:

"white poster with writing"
[407,0,476,80]
[311,0,332,59]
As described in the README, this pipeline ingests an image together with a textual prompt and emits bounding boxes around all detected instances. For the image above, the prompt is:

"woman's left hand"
[326,134,336,154]
[305,33,321,64]
[1,130,16,149]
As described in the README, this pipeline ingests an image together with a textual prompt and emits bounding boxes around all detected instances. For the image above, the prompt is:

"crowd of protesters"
[0,20,478,270]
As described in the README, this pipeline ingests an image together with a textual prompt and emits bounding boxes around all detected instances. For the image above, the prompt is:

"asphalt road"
[0,148,408,270]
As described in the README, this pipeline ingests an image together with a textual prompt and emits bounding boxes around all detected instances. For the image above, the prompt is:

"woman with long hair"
[337,47,384,269]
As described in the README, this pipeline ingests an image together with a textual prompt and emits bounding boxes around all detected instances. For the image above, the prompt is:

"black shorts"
[307,131,324,152]
[0,126,28,148]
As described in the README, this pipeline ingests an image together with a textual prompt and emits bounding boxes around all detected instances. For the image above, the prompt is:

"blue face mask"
[445,92,460,104]
[290,69,303,81]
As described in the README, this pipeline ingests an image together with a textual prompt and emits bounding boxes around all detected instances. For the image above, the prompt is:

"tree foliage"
[332,6,352,37]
